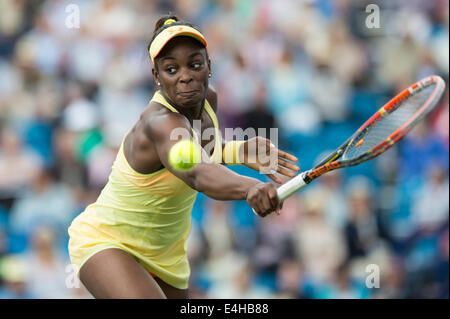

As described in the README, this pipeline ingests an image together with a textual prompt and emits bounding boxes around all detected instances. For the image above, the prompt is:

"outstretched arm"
[144,110,280,216]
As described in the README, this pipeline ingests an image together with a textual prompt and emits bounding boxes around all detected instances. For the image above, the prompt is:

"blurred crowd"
[0,0,448,299]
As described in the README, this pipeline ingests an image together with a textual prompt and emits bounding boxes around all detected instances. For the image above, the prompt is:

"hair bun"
[164,18,177,26]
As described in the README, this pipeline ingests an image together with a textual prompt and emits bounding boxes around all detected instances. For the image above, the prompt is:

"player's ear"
[207,57,211,78]
[152,67,161,87]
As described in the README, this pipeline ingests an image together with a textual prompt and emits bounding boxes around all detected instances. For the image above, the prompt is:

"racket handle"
[252,172,308,216]
[277,172,308,202]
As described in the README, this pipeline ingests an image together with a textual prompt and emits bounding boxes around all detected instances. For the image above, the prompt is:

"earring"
[208,73,211,78]
[157,82,161,86]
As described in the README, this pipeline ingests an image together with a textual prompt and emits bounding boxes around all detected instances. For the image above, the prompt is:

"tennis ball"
[168,139,201,171]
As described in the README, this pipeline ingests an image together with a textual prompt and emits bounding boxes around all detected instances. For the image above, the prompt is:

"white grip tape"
[252,172,308,216]
[277,172,308,202]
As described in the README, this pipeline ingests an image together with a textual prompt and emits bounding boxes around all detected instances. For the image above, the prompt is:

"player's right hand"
[246,182,280,217]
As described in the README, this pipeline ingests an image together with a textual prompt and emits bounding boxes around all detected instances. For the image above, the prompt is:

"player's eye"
[191,62,202,69]
[166,66,177,74]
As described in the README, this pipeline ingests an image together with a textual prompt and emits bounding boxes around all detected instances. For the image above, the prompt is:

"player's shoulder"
[142,101,190,136]
[144,100,186,122]
[206,85,218,112]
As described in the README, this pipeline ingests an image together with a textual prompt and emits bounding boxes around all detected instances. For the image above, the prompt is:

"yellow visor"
[149,25,207,64]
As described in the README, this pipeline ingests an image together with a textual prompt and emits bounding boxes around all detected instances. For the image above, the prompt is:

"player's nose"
[179,67,193,84]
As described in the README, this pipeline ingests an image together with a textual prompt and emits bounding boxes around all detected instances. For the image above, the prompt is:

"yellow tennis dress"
[68,91,222,289]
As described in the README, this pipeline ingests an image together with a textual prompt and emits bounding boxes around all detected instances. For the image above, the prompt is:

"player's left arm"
[207,85,300,184]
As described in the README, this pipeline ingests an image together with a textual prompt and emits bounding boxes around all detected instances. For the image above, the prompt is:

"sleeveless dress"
[68,91,222,289]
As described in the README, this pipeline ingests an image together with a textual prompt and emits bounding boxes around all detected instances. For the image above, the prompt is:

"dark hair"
[147,15,202,66]
[153,15,180,33]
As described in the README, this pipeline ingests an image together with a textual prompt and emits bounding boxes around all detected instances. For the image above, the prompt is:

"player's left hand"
[241,137,300,184]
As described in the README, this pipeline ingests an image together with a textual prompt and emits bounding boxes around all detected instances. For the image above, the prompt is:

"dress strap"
[151,90,200,142]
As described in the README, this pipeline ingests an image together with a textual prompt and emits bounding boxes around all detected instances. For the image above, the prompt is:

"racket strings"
[343,84,436,160]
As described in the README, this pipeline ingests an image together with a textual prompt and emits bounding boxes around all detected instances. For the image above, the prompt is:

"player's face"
[153,37,210,109]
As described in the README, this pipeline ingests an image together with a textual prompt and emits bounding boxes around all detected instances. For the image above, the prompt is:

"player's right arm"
[143,108,280,216]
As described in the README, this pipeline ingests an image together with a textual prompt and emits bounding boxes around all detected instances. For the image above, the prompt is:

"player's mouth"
[177,90,200,98]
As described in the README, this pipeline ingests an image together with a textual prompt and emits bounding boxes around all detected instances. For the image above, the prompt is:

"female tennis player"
[68,15,299,299]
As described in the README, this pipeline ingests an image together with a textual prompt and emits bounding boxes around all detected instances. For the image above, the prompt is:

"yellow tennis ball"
[168,139,201,171]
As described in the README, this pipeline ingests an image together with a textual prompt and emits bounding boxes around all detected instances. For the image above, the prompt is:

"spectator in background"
[201,200,234,259]
[398,121,448,182]
[9,165,77,240]
[267,46,321,136]
[372,257,407,299]
[0,127,42,211]
[411,163,449,233]
[275,258,305,299]
[208,259,272,299]
[252,213,295,282]
[239,83,276,142]
[343,177,381,260]
[312,170,348,230]
[216,51,258,128]
[328,262,368,299]
[52,127,88,191]
[292,189,347,283]
[23,226,72,298]
[0,0,30,57]
[308,62,350,124]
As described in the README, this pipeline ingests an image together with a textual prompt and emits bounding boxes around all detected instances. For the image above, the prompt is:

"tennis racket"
[253,75,446,215]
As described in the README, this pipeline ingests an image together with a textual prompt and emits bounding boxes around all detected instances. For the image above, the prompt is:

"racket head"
[341,75,445,165]
[304,75,446,183]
